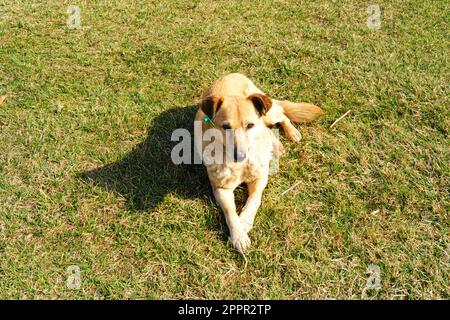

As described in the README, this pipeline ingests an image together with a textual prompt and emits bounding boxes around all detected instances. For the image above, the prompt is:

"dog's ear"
[200,96,224,120]
[248,93,272,116]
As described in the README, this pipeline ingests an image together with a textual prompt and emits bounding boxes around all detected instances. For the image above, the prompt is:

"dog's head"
[200,94,272,162]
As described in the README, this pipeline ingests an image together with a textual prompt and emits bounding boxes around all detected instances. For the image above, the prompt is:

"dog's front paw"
[230,227,251,254]
[285,127,302,142]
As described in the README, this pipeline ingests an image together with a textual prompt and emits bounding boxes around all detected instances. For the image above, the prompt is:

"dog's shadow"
[79,105,214,213]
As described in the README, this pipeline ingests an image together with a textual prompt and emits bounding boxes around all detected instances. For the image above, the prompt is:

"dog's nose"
[234,150,247,162]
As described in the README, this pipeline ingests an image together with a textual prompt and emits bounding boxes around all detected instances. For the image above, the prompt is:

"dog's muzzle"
[233,149,247,162]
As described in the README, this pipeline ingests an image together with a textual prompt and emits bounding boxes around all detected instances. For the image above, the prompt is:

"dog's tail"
[276,100,324,123]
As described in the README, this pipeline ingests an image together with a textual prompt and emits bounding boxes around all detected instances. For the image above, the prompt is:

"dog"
[194,73,324,253]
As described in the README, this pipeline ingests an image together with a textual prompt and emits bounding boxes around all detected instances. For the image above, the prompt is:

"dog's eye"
[246,123,254,130]
[222,124,231,130]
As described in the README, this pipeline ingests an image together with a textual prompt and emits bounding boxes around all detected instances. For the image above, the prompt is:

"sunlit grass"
[0,0,448,299]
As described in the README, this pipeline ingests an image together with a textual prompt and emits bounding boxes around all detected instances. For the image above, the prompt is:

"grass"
[0,0,448,299]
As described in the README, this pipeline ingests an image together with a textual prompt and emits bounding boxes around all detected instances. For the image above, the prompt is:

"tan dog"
[195,73,323,253]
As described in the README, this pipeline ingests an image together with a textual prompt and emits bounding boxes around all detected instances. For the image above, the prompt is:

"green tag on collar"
[203,116,216,128]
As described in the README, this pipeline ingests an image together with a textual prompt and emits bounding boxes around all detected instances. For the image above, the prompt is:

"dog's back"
[202,73,260,98]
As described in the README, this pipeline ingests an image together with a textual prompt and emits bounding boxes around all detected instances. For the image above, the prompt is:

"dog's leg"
[280,116,302,142]
[213,188,251,253]
[273,99,324,141]
[264,101,302,142]
[239,175,268,233]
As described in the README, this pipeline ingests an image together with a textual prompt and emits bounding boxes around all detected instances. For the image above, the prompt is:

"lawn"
[0,0,448,299]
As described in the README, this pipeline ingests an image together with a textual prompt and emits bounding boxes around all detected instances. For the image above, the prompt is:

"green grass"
[0,0,448,299]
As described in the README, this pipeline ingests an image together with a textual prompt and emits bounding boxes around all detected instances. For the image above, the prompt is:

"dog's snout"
[234,149,247,162]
